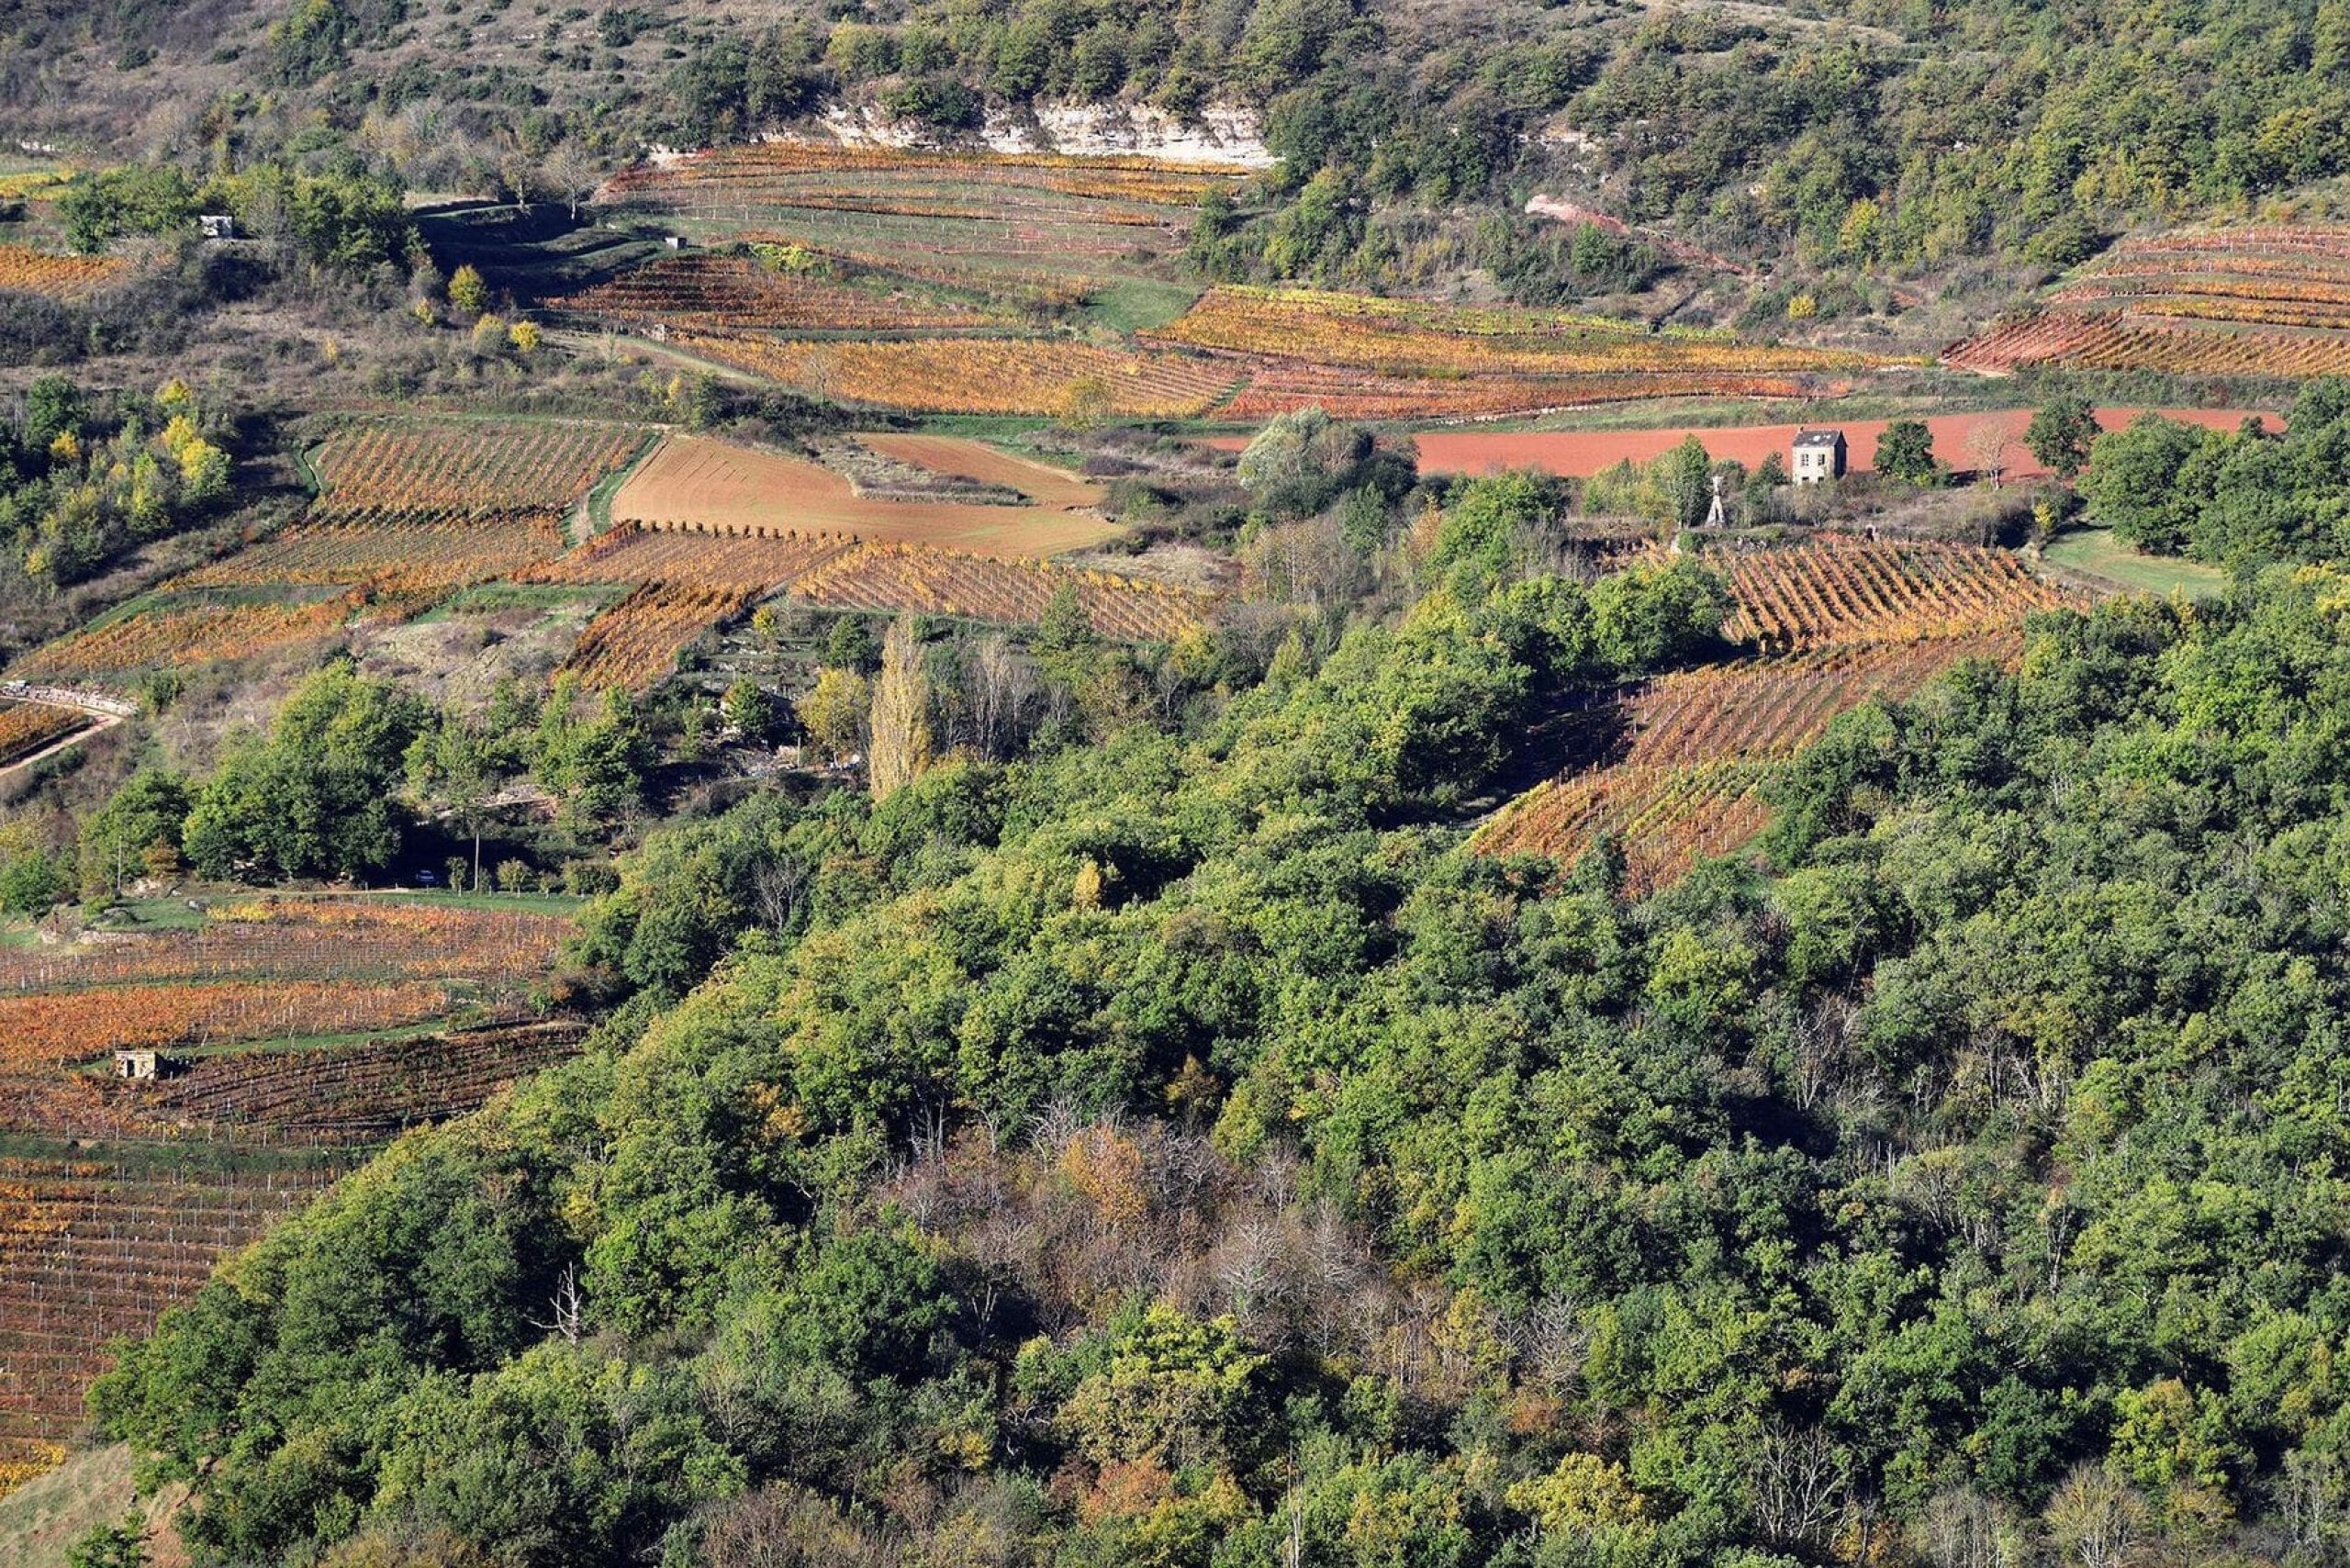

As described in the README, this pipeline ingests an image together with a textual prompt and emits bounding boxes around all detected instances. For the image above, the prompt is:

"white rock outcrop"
[820,100,1274,167]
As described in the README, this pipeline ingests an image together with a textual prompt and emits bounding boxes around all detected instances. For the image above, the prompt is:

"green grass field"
[1082,278,1201,334]
[2046,527,2229,599]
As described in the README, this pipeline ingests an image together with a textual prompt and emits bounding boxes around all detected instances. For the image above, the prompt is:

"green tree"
[80,770,193,894]
[2026,393,2100,480]
[182,666,430,882]
[1590,556,1729,671]
[1661,434,1715,531]
[0,848,66,913]
[1053,1301,1269,1471]
[64,1517,146,1568]
[721,678,774,745]
[408,711,509,893]
[824,615,878,672]
[1425,470,1561,591]
[2080,415,2214,554]
[1876,419,1940,486]
[535,685,650,827]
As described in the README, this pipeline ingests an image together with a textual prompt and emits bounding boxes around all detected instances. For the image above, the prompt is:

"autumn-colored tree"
[867,617,935,799]
[448,264,488,319]
[795,667,868,765]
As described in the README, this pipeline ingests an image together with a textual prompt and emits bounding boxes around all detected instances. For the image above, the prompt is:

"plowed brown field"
[855,433,1103,510]
[611,435,1116,557]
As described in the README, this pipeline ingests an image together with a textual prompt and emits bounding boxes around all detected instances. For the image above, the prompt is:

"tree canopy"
[84,471,2350,1565]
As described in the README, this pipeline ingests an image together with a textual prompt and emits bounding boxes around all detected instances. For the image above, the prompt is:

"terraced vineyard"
[560,582,753,691]
[6,593,362,686]
[1713,536,2074,649]
[1947,226,2350,376]
[1220,364,1814,421]
[1148,286,1884,420]
[0,1155,345,1492]
[534,528,1217,691]
[0,896,581,1495]
[132,1022,589,1141]
[554,251,997,332]
[673,330,1239,418]
[600,141,1246,300]
[0,899,571,995]
[17,419,1210,702]
[0,981,464,1067]
[523,521,856,594]
[175,513,566,600]
[12,420,656,689]
[310,420,651,518]
[794,543,1214,641]
[526,526,854,692]
[1481,759,1782,892]
[1155,286,1877,376]
[1477,538,2072,890]
[579,149,1895,421]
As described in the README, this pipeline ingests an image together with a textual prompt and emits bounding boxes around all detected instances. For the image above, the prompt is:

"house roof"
[1792,429,1843,447]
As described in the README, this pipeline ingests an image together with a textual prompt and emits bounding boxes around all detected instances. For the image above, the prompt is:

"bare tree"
[2281,1449,2350,1562]
[527,1262,584,1343]
[1785,994,1858,1110]
[967,633,1032,758]
[750,857,808,935]
[1747,1426,1848,1551]
[1921,1487,2020,1568]
[498,145,543,210]
[543,144,603,221]
[1965,420,2016,491]
[2043,1465,2146,1568]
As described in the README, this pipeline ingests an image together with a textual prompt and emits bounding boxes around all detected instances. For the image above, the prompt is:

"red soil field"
[1402,408,2273,481]
[1205,407,2274,479]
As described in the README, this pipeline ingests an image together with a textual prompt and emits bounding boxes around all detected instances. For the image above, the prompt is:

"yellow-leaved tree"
[867,615,934,800]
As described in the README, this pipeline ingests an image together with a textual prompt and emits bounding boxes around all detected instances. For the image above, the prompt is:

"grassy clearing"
[87,897,212,931]
[76,582,340,633]
[2045,527,2229,599]
[1082,278,1200,334]
[584,432,663,539]
[90,888,584,926]
[0,1443,185,1568]
[368,888,587,914]
[912,414,1061,440]
[415,581,624,619]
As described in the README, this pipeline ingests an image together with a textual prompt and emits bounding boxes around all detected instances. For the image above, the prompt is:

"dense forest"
[75,454,2350,1565]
